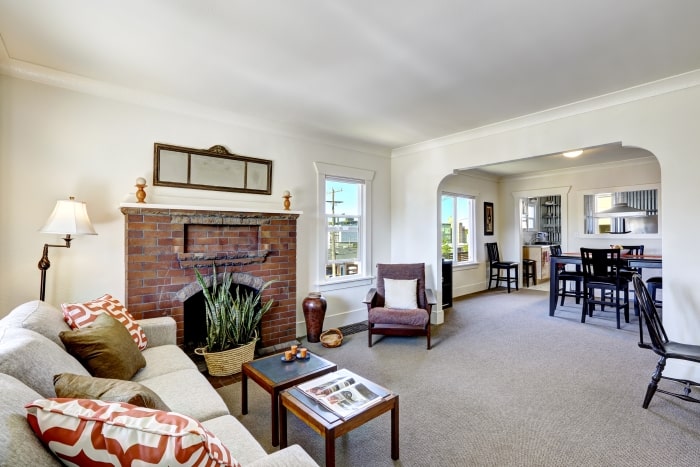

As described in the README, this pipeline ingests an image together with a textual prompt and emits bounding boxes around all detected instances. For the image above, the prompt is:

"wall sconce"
[38,197,97,301]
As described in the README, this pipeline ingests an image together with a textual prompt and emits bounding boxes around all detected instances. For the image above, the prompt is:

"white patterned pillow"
[384,278,418,309]
[26,398,240,466]
[62,294,148,350]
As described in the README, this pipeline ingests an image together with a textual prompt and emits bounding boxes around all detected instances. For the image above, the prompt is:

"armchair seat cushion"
[369,307,429,327]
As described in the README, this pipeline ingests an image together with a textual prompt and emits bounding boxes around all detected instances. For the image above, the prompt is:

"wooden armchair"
[362,263,436,349]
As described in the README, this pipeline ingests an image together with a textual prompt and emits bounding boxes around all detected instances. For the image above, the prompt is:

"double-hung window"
[315,162,374,285]
[441,193,476,264]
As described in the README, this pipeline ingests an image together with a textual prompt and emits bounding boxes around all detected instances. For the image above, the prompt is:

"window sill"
[317,276,374,292]
[452,262,479,271]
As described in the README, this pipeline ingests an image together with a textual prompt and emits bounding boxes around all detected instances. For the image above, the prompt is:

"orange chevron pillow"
[62,294,148,350]
[26,398,240,466]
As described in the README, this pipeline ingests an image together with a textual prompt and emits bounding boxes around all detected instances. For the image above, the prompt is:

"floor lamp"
[38,197,97,301]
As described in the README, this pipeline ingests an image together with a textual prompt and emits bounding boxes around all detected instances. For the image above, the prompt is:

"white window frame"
[314,162,374,290]
[441,192,477,266]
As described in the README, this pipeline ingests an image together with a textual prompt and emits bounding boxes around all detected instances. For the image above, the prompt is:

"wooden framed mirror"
[153,143,272,195]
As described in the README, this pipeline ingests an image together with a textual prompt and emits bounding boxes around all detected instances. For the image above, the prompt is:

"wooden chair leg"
[368,325,373,347]
[643,356,666,408]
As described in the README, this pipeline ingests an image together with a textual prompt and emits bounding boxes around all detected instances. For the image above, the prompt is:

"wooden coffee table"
[241,352,337,447]
[279,380,399,467]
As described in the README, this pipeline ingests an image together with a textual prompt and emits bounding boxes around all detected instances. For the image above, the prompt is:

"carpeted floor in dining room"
[215,288,700,467]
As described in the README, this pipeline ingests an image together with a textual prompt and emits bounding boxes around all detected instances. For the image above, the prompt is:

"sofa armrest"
[246,445,320,467]
[137,317,177,347]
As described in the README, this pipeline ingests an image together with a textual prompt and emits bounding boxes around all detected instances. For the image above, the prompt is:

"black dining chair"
[616,245,644,315]
[619,244,645,276]
[580,248,630,329]
[647,276,663,310]
[486,242,519,293]
[550,245,584,306]
[632,274,700,408]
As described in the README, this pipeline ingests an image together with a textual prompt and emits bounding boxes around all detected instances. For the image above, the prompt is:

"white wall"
[0,75,392,336]
[391,81,700,380]
[438,172,498,299]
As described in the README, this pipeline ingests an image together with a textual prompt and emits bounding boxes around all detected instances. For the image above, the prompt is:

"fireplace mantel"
[120,202,302,216]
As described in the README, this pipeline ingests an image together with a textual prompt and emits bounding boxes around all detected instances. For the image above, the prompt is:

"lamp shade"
[593,202,647,218]
[40,198,97,235]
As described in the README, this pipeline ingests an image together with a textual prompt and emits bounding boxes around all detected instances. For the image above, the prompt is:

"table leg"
[272,389,280,447]
[549,259,558,315]
[241,372,248,415]
[391,397,399,460]
[325,428,336,467]
[279,401,288,449]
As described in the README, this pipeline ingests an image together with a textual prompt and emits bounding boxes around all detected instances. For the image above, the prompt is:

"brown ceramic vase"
[302,292,327,343]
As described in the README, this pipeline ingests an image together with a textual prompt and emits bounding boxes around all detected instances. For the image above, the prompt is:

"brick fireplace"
[120,203,299,349]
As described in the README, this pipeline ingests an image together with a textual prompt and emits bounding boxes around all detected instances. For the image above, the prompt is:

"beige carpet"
[217,289,700,466]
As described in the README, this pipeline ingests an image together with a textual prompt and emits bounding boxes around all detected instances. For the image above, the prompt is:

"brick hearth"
[120,204,299,348]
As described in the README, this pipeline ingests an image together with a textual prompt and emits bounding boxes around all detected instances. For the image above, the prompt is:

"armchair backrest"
[376,263,427,310]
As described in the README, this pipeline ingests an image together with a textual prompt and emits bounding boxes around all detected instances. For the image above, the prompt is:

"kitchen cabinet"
[523,245,551,281]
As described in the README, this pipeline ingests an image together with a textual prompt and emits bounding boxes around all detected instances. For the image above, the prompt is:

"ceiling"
[1,1,700,151]
[463,143,656,178]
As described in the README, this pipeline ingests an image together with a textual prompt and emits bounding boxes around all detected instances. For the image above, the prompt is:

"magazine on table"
[297,369,388,419]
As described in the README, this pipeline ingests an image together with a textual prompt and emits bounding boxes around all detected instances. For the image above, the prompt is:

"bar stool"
[523,259,536,287]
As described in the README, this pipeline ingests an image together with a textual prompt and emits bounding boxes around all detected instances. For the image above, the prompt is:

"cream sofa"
[0,300,318,466]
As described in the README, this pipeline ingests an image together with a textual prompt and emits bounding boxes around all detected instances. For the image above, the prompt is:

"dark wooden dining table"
[548,252,662,316]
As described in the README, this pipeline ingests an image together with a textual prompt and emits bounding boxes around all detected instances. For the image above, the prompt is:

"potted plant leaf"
[194,264,275,376]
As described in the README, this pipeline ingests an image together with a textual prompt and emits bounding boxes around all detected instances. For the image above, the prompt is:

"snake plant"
[195,264,274,352]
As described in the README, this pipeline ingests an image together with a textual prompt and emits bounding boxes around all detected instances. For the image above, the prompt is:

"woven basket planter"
[194,339,257,376]
[320,328,343,348]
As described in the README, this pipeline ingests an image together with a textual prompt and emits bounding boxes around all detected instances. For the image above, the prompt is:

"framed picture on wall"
[484,202,494,235]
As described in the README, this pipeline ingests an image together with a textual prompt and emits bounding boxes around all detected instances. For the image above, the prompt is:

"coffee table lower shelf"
[279,388,399,467]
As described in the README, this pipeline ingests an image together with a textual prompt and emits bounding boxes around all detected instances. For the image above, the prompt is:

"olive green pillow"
[59,313,146,380]
[53,373,170,411]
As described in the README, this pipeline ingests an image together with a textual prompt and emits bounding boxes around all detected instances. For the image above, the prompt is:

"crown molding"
[0,55,391,159]
[392,69,700,158]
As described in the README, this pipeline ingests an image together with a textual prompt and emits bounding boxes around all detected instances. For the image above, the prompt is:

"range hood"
[593,203,647,218]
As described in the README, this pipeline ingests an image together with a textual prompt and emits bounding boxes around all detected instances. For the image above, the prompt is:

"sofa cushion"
[60,313,146,380]
[136,368,230,422]
[62,293,148,350]
[383,278,418,309]
[54,373,170,411]
[369,307,429,327]
[26,398,240,466]
[0,300,71,348]
[0,374,62,466]
[137,344,199,379]
[247,445,320,467]
[0,326,89,397]
[201,415,268,465]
